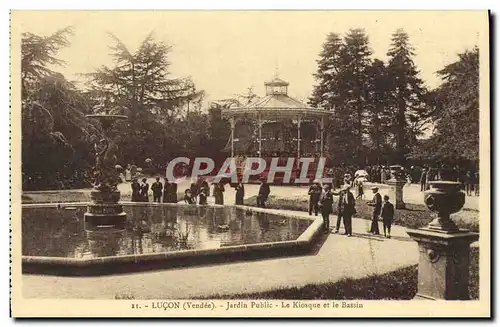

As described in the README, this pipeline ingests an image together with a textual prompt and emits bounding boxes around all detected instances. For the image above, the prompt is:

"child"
[381,195,395,238]
[184,189,195,205]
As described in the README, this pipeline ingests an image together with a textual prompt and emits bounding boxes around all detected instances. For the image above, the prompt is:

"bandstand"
[221,76,332,183]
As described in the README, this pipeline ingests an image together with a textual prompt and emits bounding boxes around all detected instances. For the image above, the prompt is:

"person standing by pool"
[184,189,196,204]
[234,182,245,205]
[131,178,140,202]
[381,195,395,238]
[213,181,225,205]
[308,180,322,216]
[151,177,163,203]
[140,178,149,202]
[198,187,208,205]
[168,181,178,203]
[162,178,170,203]
[367,186,382,235]
[257,178,270,208]
[319,184,334,234]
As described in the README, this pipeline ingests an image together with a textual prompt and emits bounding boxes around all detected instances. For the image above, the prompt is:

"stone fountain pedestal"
[406,181,479,300]
[84,190,127,230]
[84,114,128,231]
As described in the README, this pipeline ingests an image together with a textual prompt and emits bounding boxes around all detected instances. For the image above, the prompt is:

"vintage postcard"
[10,10,491,318]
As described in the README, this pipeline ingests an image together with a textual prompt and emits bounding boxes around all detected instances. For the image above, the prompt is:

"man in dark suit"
[257,179,270,208]
[340,184,356,237]
[381,195,395,238]
[367,186,382,235]
[332,187,345,234]
[308,180,322,216]
[131,178,140,202]
[420,168,427,191]
[151,177,163,203]
[319,184,334,234]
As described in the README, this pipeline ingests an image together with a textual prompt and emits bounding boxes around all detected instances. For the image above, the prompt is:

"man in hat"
[335,184,355,236]
[367,186,382,235]
[257,178,270,208]
[151,176,163,203]
[319,184,334,234]
[308,180,322,216]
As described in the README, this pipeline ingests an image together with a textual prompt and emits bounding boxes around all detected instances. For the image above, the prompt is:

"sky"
[13,10,487,105]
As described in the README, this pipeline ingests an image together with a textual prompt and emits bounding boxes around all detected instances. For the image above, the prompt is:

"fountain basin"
[21,203,323,276]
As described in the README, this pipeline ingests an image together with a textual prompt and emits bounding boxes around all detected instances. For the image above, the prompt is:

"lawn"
[199,247,479,300]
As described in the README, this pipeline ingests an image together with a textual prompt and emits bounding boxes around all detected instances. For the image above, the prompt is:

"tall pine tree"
[386,28,428,164]
[365,59,393,164]
[336,29,373,165]
[310,30,373,165]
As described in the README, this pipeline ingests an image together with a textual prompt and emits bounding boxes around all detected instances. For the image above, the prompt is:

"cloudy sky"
[14,10,487,104]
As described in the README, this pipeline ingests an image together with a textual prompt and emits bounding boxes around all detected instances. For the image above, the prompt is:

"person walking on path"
[151,177,163,203]
[319,184,334,234]
[131,178,141,202]
[140,178,150,202]
[308,180,322,216]
[381,195,395,238]
[367,186,382,235]
[234,182,245,205]
[257,179,271,208]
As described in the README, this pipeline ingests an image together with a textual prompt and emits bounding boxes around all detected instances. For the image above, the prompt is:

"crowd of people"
[130,177,178,203]
[127,159,479,238]
[307,180,395,238]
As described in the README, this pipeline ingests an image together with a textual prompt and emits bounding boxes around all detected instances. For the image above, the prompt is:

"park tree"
[410,47,479,165]
[85,32,205,167]
[365,59,394,164]
[21,27,99,190]
[386,28,429,164]
[338,29,373,164]
[311,30,373,165]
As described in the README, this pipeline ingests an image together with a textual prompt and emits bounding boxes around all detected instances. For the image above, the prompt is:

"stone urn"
[423,181,465,233]
[406,179,479,300]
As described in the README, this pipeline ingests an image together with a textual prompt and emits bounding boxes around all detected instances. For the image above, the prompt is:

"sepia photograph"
[9,9,490,318]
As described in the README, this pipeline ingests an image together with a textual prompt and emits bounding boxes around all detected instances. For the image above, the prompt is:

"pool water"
[22,205,312,259]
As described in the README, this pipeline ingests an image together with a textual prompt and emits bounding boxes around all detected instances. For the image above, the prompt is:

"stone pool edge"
[21,203,323,275]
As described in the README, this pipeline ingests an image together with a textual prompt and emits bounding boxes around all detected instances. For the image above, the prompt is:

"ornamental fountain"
[406,169,479,300]
[84,114,128,231]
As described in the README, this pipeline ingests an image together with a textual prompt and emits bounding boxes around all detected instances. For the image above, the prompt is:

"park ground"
[21,180,480,299]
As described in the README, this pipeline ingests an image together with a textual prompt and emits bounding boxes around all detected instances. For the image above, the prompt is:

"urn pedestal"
[406,181,479,300]
[386,179,406,209]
